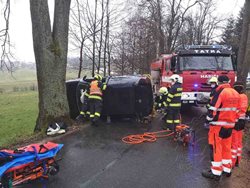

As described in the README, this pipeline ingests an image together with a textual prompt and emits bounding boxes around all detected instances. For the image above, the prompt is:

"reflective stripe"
[210,121,235,126]
[206,116,213,121]
[211,169,222,176]
[90,115,95,118]
[177,88,183,91]
[239,117,246,120]
[103,84,107,90]
[209,106,217,111]
[168,94,174,98]
[167,98,171,102]
[163,102,167,107]
[166,120,173,123]
[231,149,237,153]
[169,103,181,107]
[237,153,241,156]
[174,120,180,123]
[238,148,242,151]
[217,107,237,111]
[86,111,90,115]
[223,166,231,173]
[80,111,85,115]
[85,93,90,97]
[211,161,222,167]
[222,159,232,164]
[89,95,102,100]
[95,112,101,117]
[174,93,182,97]
[232,155,237,158]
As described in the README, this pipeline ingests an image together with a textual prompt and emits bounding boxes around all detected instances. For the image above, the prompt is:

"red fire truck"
[150,45,236,105]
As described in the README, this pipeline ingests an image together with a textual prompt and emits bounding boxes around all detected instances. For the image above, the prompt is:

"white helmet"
[159,87,168,95]
[169,74,181,83]
[208,76,218,84]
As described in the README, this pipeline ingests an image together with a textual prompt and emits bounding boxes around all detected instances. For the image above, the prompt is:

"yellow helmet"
[94,74,102,81]
[159,87,168,94]
[208,76,218,84]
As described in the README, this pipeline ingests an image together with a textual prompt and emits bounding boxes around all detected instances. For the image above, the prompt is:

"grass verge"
[0,91,38,148]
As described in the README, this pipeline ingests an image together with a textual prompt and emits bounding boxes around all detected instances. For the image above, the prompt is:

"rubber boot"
[202,169,221,181]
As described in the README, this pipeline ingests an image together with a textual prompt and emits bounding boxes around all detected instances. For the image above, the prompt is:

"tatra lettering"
[193,49,222,54]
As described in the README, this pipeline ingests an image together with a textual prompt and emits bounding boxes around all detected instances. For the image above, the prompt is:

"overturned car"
[66,75,153,121]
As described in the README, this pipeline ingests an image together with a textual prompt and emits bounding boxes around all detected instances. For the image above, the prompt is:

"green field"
[0,68,83,148]
[0,91,38,147]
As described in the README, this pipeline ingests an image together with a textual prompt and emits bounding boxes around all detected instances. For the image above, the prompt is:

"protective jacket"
[89,80,107,100]
[155,93,168,109]
[207,83,240,128]
[166,82,182,109]
[237,93,248,120]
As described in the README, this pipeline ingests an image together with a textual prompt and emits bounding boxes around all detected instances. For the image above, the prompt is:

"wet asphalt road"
[20,107,234,188]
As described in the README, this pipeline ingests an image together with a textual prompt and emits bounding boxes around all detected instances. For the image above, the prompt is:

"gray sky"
[4,0,246,62]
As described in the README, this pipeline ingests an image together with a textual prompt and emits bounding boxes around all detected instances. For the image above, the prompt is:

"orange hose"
[122,130,175,144]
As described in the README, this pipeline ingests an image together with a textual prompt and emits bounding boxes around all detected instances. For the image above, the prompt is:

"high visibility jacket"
[90,80,103,96]
[207,83,240,128]
[155,93,168,108]
[166,82,182,109]
[207,86,218,109]
[89,80,107,100]
[237,93,248,120]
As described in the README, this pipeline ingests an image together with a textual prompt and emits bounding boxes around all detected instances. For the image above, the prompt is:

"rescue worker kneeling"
[231,82,248,167]
[89,74,107,126]
[164,74,182,131]
[202,75,240,180]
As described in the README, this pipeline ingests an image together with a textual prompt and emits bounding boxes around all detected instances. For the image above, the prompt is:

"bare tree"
[103,0,110,76]
[0,0,14,71]
[30,0,71,132]
[237,0,250,83]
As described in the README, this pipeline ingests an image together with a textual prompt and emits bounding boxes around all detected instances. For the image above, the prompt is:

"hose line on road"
[122,130,175,144]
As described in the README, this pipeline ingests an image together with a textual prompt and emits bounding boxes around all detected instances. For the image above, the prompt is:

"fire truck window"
[179,56,234,71]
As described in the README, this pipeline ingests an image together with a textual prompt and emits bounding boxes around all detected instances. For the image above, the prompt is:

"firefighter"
[164,74,182,131]
[231,82,248,167]
[155,87,168,110]
[76,85,90,122]
[207,76,218,105]
[202,75,240,180]
[204,76,218,128]
[89,74,107,126]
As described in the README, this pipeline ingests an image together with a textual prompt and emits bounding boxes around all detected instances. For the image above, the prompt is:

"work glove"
[206,115,213,122]
[219,127,232,139]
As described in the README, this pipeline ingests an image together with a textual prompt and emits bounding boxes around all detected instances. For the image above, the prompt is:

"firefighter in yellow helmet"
[204,76,218,128]
[155,87,168,110]
[89,74,107,126]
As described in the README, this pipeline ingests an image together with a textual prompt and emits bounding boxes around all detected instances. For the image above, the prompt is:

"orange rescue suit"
[206,83,240,176]
[231,93,248,167]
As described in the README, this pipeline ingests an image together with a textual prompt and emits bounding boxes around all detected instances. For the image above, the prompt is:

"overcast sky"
[3,0,246,62]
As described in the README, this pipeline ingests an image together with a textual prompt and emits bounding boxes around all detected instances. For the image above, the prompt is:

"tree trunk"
[98,0,105,75]
[237,0,250,83]
[78,41,84,78]
[30,0,71,132]
[92,0,98,76]
[103,0,110,77]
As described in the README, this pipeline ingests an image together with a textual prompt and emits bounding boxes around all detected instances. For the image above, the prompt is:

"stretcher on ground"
[0,142,63,188]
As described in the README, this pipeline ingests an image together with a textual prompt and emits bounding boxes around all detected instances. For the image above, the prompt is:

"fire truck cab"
[150,45,236,105]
